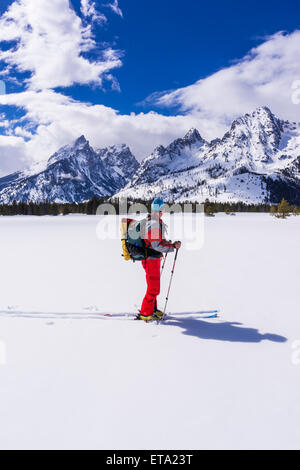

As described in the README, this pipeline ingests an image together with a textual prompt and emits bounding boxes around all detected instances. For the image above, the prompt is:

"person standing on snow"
[139,198,181,322]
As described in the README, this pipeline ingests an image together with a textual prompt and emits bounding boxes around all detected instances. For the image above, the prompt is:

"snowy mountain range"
[0,136,139,203]
[0,106,300,204]
[116,107,300,204]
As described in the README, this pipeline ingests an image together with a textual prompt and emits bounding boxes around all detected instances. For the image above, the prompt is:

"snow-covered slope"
[0,214,299,449]
[0,137,139,203]
[117,107,300,204]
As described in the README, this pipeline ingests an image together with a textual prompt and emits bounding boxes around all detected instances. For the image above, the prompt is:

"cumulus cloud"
[105,0,123,18]
[150,31,300,140]
[0,89,197,171]
[80,0,107,25]
[0,0,122,90]
[0,134,27,176]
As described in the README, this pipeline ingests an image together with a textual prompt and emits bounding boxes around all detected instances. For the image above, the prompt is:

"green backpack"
[121,216,162,261]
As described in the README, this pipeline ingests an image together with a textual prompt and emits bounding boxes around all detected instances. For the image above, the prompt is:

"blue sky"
[1,0,300,113]
[0,0,300,174]
[87,0,300,115]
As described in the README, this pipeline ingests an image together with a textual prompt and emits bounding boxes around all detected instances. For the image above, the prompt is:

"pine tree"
[276,198,291,219]
[205,205,215,217]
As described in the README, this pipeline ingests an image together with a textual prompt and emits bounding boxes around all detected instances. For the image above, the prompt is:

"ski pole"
[160,252,168,278]
[162,248,179,319]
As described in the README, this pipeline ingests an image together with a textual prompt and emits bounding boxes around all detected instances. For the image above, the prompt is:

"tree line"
[0,197,106,216]
[0,197,299,217]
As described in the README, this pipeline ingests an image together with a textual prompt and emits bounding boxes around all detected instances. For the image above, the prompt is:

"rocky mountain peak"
[74,135,89,148]
[252,106,273,118]
[183,128,203,144]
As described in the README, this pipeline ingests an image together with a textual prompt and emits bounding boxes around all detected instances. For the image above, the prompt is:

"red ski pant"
[140,258,161,316]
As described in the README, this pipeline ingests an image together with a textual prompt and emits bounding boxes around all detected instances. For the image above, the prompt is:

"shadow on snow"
[164,314,287,344]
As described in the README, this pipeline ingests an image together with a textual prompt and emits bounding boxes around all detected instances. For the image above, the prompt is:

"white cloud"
[105,0,123,18]
[0,89,197,171]
[80,0,107,25]
[0,134,27,176]
[150,30,300,140]
[0,0,122,90]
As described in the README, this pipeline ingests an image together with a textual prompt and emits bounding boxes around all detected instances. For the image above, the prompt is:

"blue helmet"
[151,197,165,213]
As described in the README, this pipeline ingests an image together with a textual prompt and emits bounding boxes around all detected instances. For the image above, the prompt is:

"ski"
[98,311,220,321]
[99,310,220,319]
[163,313,219,320]
[165,310,219,317]
[0,309,220,321]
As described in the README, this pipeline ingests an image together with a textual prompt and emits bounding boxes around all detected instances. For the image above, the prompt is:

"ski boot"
[137,313,153,322]
[152,309,164,321]
[136,308,164,322]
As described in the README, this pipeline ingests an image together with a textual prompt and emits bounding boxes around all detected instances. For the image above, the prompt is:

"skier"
[139,198,181,322]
